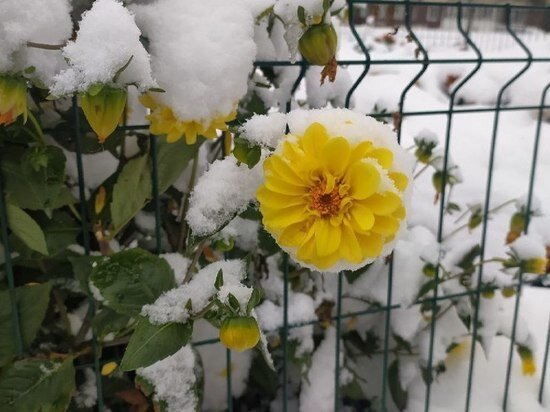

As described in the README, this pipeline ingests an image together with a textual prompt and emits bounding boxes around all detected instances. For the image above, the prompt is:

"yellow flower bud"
[101,361,118,376]
[298,24,338,66]
[80,85,127,143]
[95,186,107,215]
[501,286,516,298]
[0,76,28,126]
[219,316,260,352]
[522,257,547,275]
[517,345,536,376]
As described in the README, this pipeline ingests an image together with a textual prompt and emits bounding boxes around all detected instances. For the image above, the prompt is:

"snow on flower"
[50,0,156,96]
[132,0,256,144]
[0,0,72,86]
[510,234,548,275]
[253,108,414,272]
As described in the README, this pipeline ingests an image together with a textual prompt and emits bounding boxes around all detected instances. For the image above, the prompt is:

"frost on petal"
[131,0,256,123]
[186,157,263,237]
[51,0,156,96]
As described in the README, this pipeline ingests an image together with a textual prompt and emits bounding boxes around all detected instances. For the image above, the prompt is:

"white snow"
[137,345,198,412]
[160,253,190,286]
[239,113,288,149]
[131,0,256,122]
[74,368,97,408]
[0,0,72,86]
[141,260,247,324]
[51,0,155,95]
[510,234,546,261]
[186,156,264,237]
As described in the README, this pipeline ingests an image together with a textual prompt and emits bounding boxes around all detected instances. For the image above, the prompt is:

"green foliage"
[0,283,52,366]
[0,357,75,412]
[388,359,408,411]
[5,204,48,255]
[89,248,176,316]
[111,154,152,235]
[120,317,192,371]
[155,136,203,194]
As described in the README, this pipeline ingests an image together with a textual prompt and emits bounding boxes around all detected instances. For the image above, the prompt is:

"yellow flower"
[80,85,127,143]
[517,346,536,376]
[140,93,236,145]
[101,361,118,376]
[523,257,547,275]
[219,316,260,352]
[0,76,28,126]
[257,121,410,271]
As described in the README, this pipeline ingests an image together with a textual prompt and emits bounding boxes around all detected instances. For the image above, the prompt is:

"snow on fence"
[0,0,549,411]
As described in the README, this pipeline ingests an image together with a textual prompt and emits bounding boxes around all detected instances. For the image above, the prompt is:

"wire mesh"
[0,0,549,411]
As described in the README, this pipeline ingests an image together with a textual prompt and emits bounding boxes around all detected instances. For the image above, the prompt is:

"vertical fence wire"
[72,96,104,411]
[0,161,23,356]
[540,317,550,404]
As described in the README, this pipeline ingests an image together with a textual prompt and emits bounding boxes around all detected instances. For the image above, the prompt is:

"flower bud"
[422,263,437,278]
[517,345,536,376]
[522,257,547,275]
[0,76,28,126]
[80,85,127,143]
[219,316,260,352]
[501,286,515,298]
[298,24,337,66]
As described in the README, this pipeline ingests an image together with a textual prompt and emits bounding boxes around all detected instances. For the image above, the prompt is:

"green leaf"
[323,0,332,12]
[297,6,306,25]
[227,293,241,312]
[24,66,36,74]
[388,359,408,411]
[86,83,104,97]
[89,248,176,316]
[120,317,192,371]
[68,255,103,294]
[1,146,69,213]
[36,210,80,256]
[5,204,48,255]
[214,269,224,291]
[232,137,261,169]
[457,244,481,273]
[111,154,152,235]
[148,87,166,93]
[92,307,134,340]
[0,283,52,366]
[0,357,75,412]
[342,378,365,400]
[246,288,262,316]
[155,136,203,194]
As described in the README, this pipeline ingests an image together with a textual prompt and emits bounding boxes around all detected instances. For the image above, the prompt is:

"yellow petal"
[262,205,308,228]
[340,224,363,263]
[349,203,375,232]
[264,176,308,196]
[315,219,341,257]
[371,215,400,236]
[389,172,409,192]
[349,162,381,199]
[264,156,306,185]
[301,122,328,157]
[256,186,305,208]
[321,137,351,176]
[357,233,384,258]
[279,221,313,247]
[369,148,393,169]
[362,191,402,215]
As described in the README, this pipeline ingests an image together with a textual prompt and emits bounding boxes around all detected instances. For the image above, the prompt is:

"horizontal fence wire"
[0,1,548,412]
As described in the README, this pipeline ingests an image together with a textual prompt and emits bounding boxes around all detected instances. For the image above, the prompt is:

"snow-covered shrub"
[0,1,549,412]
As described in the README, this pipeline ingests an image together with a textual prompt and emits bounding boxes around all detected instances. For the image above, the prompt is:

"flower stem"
[177,151,200,253]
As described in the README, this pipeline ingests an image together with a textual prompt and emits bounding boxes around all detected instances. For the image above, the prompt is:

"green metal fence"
[1,0,549,411]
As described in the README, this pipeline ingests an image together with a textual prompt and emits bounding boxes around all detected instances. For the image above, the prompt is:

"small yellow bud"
[298,24,338,66]
[80,85,127,143]
[101,361,118,376]
[95,186,107,215]
[501,286,516,298]
[219,316,260,352]
[517,346,536,376]
[481,289,495,299]
[522,257,547,275]
[0,76,28,126]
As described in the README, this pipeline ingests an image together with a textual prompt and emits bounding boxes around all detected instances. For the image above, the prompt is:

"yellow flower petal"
[371,215,400,236]
[349,203,375,232]
[321,137,351,176]
[349,162,380,200]
[315,219,341,257]
[390,172,409,192]
[362,191,402,215]
[369,148,393,169]
[301,122,329,157]
[357,233,384,258]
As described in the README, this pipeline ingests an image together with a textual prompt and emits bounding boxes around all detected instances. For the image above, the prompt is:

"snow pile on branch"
[239,113,288,149]
[161,253,191,285]
[131,0,256,122]
[0,0,72,85]
[137,345,198,412]
[51,0,156,96]
[510,234,546,260]
[141,260,246,324]
[186,157,264,237]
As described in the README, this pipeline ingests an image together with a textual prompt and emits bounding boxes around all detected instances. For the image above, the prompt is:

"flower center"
[310,184,342,217]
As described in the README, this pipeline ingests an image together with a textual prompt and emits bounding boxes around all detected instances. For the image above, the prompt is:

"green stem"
[177,152,200,253]
[27,111,46,146]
